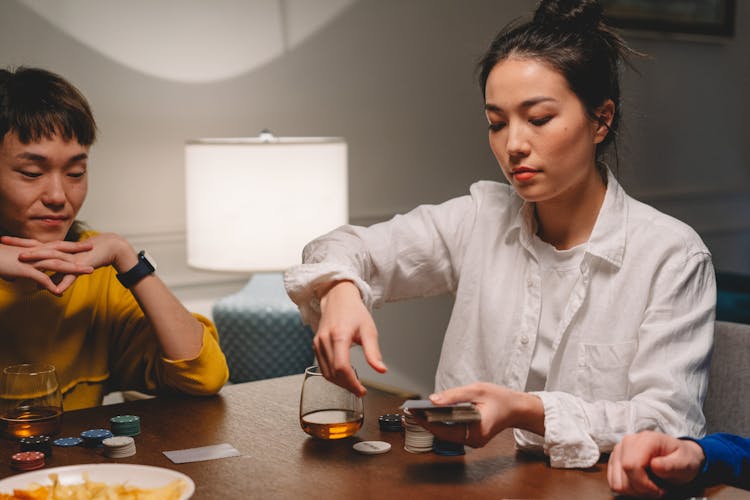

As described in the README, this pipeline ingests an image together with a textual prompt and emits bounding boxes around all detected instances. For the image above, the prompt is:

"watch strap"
[116,250,156,288]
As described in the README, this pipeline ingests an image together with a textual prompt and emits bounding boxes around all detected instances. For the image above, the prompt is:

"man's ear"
[593,99,615,144]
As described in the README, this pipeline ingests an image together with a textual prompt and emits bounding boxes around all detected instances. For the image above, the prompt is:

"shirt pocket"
[576,341,637,402]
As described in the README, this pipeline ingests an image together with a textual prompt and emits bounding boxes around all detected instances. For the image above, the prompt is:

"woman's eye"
[68,171,86,178]
[530,116,552,126]
[488,122,506,132]
[20,171,42,178]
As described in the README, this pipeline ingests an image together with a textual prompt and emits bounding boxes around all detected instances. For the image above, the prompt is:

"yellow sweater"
[0,232,229,410]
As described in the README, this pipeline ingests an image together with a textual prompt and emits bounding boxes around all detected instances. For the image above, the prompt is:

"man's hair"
[0,67,97,145]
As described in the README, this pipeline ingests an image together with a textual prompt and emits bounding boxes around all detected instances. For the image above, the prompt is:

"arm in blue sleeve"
[695,433,750,490]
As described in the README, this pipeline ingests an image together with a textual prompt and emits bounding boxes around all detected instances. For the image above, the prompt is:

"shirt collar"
[510,169,627,269]
[586,169,627,269]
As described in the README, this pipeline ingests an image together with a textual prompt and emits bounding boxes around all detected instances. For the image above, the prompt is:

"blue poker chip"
[80,428,114,447]
[432,439,466,456]
[81,429,113,439]
[53,437,83,447]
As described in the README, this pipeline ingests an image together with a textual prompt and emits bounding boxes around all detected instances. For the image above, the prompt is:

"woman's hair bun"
[532,0,604,31]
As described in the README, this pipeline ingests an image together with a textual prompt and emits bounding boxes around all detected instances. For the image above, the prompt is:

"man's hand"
[608,431,705,498]
[0,235,93,295]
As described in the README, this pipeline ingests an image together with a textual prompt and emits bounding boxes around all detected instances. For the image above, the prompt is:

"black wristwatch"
[116,250,157,288]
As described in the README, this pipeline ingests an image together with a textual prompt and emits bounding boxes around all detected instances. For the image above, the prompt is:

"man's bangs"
[12,109,95,146]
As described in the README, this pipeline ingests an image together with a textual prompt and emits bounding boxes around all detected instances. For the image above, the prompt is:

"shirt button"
[526,279,533,288]
[520,335,529,345]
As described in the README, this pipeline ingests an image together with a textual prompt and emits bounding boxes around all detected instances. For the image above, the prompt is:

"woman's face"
[484,57,611,204]
[0,132,88,242]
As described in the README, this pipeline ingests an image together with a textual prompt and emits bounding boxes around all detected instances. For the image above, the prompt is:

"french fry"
[0,472,185,500]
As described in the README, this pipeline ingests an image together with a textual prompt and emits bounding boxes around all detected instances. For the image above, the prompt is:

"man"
[0,67,228,409]
[608,430,750,498]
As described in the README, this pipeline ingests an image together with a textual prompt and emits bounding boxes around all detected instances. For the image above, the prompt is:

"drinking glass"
[299,365,364,439]
[0,363,62,439]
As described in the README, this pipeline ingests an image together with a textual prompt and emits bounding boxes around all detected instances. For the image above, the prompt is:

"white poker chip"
[102,435,136,458]
[353,441,392,455]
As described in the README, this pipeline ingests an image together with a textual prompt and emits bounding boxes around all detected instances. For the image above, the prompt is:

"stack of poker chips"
[102,436,136,458]
[110,414,141,436]
[432,438,466,456]
[53,437,83,447]
[10,451,45,471]
[402,408,434,453]
[378,413,403,432]
[80,428,114,447]
[20,435,52,457]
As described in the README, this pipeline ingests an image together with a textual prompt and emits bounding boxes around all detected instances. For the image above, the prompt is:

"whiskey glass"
[299,365,364,439]
[0,363,62,439]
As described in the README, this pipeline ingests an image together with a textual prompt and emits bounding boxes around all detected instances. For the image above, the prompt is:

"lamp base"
[213,273,314,383]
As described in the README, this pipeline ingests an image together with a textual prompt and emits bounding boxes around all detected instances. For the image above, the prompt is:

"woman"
[0,67,228,410]
[285,0,715,468]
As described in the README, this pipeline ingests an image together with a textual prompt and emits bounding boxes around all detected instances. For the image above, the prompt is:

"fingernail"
[429,393,442,402]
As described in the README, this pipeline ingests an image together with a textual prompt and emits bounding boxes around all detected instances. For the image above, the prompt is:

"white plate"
[0,463,194,499]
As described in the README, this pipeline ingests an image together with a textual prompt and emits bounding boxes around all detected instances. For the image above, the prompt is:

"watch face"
[141,251,157,271]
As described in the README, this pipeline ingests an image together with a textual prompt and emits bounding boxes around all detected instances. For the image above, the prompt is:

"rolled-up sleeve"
[158,314,229,396]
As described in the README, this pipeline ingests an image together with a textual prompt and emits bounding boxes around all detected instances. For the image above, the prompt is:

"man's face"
[0,132,89,242]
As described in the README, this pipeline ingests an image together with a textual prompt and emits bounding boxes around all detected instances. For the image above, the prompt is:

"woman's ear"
[593,99,615,144]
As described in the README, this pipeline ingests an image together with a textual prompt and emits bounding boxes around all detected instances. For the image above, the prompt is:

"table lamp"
[185,131,347,382]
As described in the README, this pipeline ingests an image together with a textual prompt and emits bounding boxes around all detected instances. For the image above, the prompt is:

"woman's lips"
[511,167,540,181]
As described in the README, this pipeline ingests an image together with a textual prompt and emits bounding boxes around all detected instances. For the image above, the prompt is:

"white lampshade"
[185,135,348,271]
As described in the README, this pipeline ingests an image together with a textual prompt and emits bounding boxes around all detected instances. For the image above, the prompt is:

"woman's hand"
[0,235,94,295]
[608,431,704,499]
[414,382,545,448]
[314,280,387,397]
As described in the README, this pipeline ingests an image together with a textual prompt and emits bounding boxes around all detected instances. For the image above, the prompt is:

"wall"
[1,0,747,397]
[616,4,750,275]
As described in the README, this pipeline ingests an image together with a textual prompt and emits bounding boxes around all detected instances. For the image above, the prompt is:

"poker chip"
[80,428,114,447]
[378,414,403,432]
[353,441,392,455]
[402,408,433,453]
[102,436,136,458]
[11,451,45,471]
[20,435,52,457]
[432,438,466,456]
[110,414,141,437]
[53,437,84,447]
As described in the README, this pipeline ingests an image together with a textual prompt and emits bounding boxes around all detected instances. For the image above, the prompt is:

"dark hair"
[478,0,637,165]
[0,67,97,146]
[0,67,96,241]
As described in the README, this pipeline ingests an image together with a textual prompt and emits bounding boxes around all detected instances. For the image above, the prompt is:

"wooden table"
[1,375,747,499]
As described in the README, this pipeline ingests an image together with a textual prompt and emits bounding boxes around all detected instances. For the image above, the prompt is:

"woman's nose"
[506,123,530,158]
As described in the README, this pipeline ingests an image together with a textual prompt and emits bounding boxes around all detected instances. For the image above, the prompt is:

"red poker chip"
[11,451,44,462]
[11,451,45,471]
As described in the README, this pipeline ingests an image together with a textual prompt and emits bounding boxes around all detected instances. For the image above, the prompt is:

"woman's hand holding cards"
[414,382,546,448]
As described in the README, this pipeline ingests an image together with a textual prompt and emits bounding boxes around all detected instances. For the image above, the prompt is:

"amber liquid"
[301,409,363,439]
[0,406,62,439]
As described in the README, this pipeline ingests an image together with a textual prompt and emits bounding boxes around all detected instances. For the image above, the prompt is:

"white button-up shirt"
[285,173,715,468]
